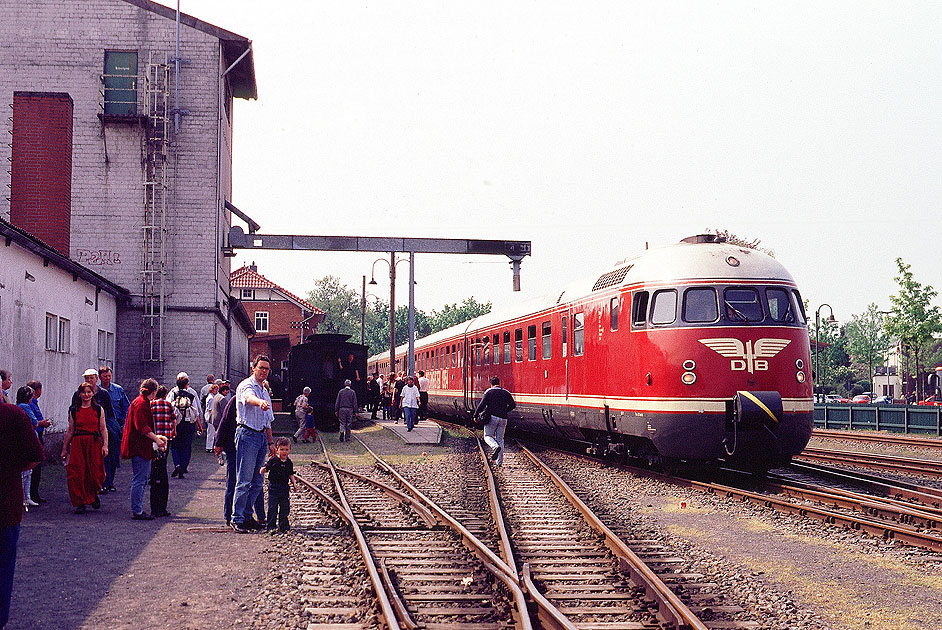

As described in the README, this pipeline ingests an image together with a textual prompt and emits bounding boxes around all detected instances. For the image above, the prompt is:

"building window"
[45,314,57,351]
[103,51,138,115]
[542,321,552,359]
[255,311,269,332]
[58,317,70,353]
[241,289,255,300]
[97,329,115,368]
[573,313,584,356]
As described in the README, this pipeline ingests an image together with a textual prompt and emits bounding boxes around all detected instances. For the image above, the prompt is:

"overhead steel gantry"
[224,211,531,375]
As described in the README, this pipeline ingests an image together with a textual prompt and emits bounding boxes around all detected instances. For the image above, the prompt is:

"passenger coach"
[370,235,814,470]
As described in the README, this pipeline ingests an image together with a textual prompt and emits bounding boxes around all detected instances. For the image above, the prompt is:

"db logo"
[698,338,791,374]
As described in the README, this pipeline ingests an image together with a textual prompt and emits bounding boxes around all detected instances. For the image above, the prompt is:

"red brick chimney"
[10,92,73,255]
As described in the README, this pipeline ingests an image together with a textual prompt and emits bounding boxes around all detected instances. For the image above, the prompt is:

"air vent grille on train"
[592,265,633,291]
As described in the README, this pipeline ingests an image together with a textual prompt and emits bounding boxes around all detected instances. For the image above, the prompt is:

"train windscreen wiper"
[724,301,749,322]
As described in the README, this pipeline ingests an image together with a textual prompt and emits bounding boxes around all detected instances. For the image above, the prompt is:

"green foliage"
[707,228,775,257]
[845,303,891,387]
[305,276,360,337]
[885,258,942,399]
[428,297,491,334]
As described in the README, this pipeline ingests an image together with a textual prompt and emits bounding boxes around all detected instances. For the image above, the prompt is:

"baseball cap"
[177,372,189,380]
[83,368,98,377]
[214,379,224,385]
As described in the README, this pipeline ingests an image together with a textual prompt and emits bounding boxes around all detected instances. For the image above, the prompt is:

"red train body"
[369,235,814,470]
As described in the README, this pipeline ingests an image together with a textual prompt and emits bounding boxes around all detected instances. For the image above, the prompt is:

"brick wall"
[10,92,73,255]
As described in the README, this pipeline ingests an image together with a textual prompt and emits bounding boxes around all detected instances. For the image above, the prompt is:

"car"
[824,394,851,404]
[871,395,894,404]
[852,394,873,404]
[918,395,942,406]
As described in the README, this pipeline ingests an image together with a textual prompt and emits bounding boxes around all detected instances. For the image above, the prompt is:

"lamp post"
[360,277,380,347]
[814,303,835,396]
[369,253,415,375]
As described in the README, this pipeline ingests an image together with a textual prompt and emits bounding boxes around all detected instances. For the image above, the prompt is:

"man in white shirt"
[401,376,420,432]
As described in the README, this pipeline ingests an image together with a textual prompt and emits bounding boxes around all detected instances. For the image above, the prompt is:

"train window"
[650,290,677,325]
[493,335,500,364]
[503,331,511,363]
[483,337,490,365]
[765,288,794,323]
[527,325,537,360]
[610,298,619,331]
[683,287,718,323]
[475,339,481,366]
[542,321,551,359]
[573,313,584,356]
[561,316,568,357]
[723,288,763,322]
[632,291,649,327]
[515,329,523,362]
[791,290,807,324]
[452,344,457,368]
[446,345,451,369]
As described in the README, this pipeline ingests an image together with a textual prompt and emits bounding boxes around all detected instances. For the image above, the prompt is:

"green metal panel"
[104,51,138,115]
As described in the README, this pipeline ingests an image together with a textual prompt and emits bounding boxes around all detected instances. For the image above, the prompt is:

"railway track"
[813,429,942,450]
[797,446,942,478]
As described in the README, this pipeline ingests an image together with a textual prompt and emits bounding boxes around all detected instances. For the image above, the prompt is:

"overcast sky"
[167,1,940,324]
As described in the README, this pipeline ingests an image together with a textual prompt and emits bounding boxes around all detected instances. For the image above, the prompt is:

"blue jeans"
[104,430,121,487]
[483,415,508,465]
[404,406,418,430]
[131,456,152,515]
[232,426,268,526]
[225,448,264,523]
[0,524,18,628]
[171,421,196,472]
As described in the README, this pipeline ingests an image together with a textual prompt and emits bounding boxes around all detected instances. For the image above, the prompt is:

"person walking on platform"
[0,401,43,629]
[380,378,393,421]
[334,380,357,442]
[99,367,129,494]
[167,373,202,479]
[121,379,168,520]
[148,386,176,518]
[71,369,115,492]
[231,356,275,534]
[474,376,515,465]
[61,382,108,514]
[417,370,430,422]
[401,376,420,432]
[367,375,380,419]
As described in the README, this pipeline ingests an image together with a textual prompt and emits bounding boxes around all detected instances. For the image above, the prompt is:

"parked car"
[918,395,942,406]
[852,394,873,404]
[871,395,894,404]
[824,394,851,403]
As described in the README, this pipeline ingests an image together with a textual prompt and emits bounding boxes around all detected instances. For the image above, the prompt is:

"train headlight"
[683,360,696,371]
[795,359,804,369]
[796,371,806,383]
[681,371,697,385]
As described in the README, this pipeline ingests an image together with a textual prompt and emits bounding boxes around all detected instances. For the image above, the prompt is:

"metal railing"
[99,73,144,116]
[814,403,942,435]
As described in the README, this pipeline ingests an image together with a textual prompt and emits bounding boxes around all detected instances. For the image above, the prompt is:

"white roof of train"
[368,235,796,363]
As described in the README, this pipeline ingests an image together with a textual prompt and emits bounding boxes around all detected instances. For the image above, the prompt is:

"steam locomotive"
[369,235,813,470]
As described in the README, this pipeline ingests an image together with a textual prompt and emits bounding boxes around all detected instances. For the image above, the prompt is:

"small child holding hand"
[259,437,297,533]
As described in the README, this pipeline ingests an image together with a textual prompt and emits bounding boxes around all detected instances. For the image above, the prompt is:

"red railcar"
[369,235,813,470]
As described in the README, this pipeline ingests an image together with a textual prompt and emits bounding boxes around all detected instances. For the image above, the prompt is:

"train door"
[561,309,570,401]
[462,335,473,411]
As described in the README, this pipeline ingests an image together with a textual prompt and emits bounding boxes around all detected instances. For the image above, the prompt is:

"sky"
[166,1,940,325]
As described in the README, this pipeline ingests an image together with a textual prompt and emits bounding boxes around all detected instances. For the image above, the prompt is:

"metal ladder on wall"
[141,53,170,363]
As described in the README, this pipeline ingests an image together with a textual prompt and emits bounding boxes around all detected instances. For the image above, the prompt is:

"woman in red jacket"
[120,379,168,520]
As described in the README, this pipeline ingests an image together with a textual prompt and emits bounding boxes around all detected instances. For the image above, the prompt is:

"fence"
[813,404,942,435]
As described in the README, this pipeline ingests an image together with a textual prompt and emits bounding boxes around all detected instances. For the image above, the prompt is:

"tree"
[707,229,775,257]
[428,297,492,334]
[845,303,890,388]
[306,276,360,337]
[885,258,942,400]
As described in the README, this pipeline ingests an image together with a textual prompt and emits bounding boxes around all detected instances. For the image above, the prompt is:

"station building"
[0,0,259,393]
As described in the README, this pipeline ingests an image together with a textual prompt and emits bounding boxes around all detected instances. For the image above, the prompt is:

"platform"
[370,414,443,444]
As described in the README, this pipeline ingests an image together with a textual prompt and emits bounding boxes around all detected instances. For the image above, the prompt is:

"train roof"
[368,235,796,363]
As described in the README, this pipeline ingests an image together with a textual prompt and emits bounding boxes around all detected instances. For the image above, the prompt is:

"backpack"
[173,389,194,422]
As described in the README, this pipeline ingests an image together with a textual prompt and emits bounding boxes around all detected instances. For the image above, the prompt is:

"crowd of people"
[358,369,430,429]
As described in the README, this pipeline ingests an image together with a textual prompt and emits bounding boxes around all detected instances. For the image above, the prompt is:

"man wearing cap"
[166,372,202,479]
[230,356,275,533]
[72,369,116,490]
[99,367,130,494]
[334,379,358,442]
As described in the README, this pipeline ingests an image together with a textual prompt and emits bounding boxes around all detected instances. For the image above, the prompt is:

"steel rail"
[309,460,439,528]
[313,437,402,630]
[790,461,942,507]
[799,446,942,477]
[517,444,709,630]
[476,438,518,576]
[352,435,535,630]
[813,429,942,450]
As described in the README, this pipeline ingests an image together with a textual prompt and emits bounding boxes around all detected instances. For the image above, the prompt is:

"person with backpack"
[166,372,202,479]
[474,376,516,465]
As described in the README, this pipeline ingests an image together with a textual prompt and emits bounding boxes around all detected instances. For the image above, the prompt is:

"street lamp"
[814,304,835,396]
[360,275,380,346]
[369,253,416,375]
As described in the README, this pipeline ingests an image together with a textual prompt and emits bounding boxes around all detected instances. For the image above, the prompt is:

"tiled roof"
[231,265,323,313]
